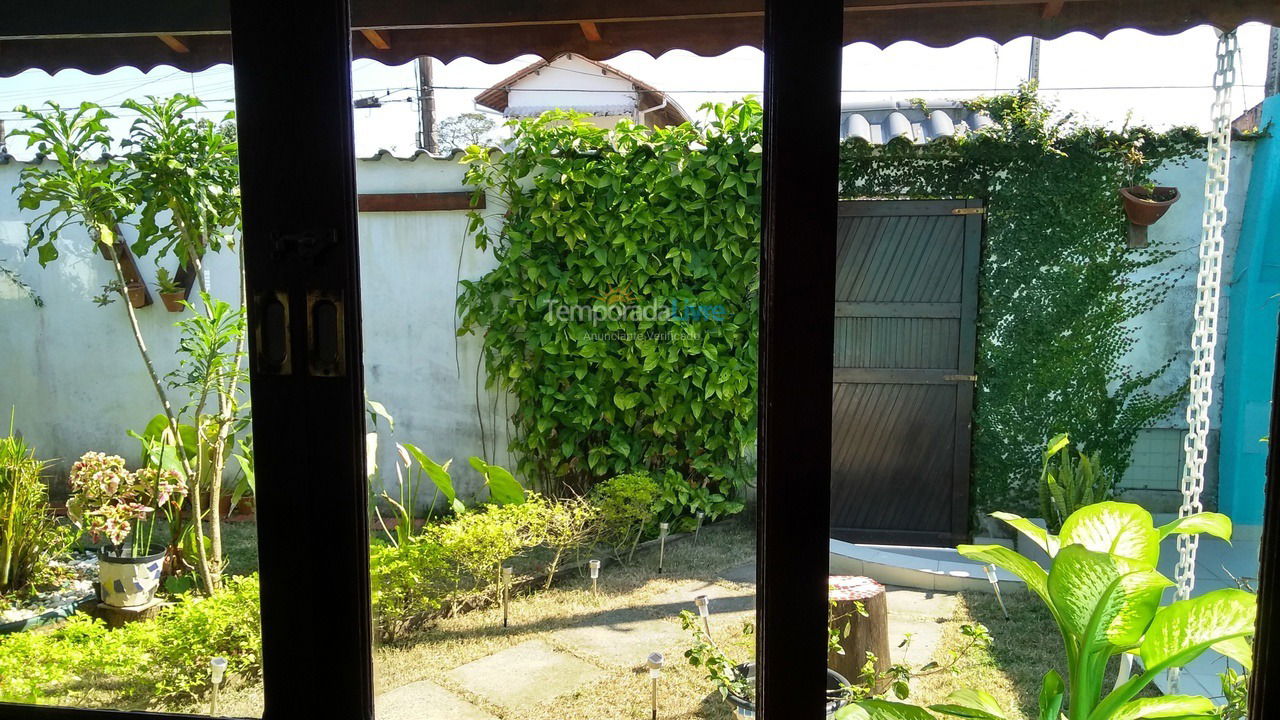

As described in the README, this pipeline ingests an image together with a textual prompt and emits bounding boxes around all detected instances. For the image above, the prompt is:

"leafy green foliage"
[1038,433,1112,533]
[678,608,755,702]
[369,537,454,642]
[848,501,1251,720]
[457,102,761,499]
[589,471,661,559]
[839,86,1198,518]
[0,416,71,594]
[9,102,133,265]
[0,574,261,704]
[120,94,240,263]
[653,468,746,532]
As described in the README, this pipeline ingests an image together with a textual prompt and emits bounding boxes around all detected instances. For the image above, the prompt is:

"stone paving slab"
[717,562,757,585]
[376,679,498,720]
[550,606,686,667]
[446,639,608,709]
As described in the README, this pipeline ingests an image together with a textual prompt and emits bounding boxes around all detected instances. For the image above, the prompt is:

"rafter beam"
[360,28,390,49]
[157,34,190,53]
[1041,0,1065,18]
[579,21,603,42]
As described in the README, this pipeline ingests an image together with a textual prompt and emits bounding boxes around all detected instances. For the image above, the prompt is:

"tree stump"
[828,575,891,693]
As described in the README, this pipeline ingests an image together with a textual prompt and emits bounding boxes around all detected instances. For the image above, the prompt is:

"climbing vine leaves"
[458,102,761,501]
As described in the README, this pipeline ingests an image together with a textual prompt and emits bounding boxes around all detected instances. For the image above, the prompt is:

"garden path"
[374,556,958,719]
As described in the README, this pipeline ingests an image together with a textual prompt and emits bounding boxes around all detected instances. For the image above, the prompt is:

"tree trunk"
[828,575,891,693]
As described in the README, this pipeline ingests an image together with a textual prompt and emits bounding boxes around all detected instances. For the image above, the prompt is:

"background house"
[474,52,690,129]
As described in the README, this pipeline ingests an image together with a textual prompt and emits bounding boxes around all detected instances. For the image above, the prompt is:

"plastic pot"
[724,662,849,719]
[1119,185,1179,226]
[98,544,166,608]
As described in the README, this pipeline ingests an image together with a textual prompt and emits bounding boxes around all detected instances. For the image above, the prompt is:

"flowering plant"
[67,452,187,556]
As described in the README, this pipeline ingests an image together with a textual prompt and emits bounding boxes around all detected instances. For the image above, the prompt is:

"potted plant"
[67,452,188,608]
[1119,182,1179,248]
[679,611,849,718]
[155,266,187,312]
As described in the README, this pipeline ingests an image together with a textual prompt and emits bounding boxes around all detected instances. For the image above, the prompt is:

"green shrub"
[1036,433,1111,533]
[431,502,541,596]
[147,573,262,699]
[0,574,261,705]
[530,493,600,588]
[370,537,454,642]
[1,421,71,595]
[457,103,761,498]
[653,469,746,533]
[590,472,660,559]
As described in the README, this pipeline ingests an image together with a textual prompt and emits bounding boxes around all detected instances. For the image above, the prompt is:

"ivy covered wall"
[458,89,1209,523]
[839,88,1204,518]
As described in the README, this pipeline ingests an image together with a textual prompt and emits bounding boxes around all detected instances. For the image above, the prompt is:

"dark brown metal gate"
[830,199,982,546]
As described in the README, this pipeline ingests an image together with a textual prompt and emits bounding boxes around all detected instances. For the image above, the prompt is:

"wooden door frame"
[830,198,982,547]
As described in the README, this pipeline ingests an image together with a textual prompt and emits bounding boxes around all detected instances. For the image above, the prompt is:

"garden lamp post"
[646,651,664,720]
[983,564,1010,619]
[502,565,513,628]
[658,522,669,573]
[210,656,228,715]
[589,558,601,594]
[695,512,704,544]
[694,594,712,638]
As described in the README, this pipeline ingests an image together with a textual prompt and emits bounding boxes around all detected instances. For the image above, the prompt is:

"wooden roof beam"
[579,21,603,42]
[157,34,190,53]
[1042,0,1066,19]
[360,28,391,49]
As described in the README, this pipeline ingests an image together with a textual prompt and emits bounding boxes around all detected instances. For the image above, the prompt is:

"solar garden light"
[646,652,665,720]
[658,522,669,573]
[694,512,705,544]
[589,559,601,594]
[983,564,1010,620]
[209,656,228,715]
[694,594,712,637]
[502,566,514,628]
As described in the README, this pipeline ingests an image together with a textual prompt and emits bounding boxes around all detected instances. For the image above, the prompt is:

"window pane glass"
[829,25,1266,719]
[0,64,262,716]
[357,51,762,719]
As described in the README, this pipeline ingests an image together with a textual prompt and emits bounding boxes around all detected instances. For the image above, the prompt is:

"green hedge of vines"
[458,102,761,506]
[839,87,1201,518]
[460,89,1204,522]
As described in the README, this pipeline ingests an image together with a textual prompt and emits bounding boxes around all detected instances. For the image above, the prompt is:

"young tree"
[438,112,498,151]
[13,97,244,593]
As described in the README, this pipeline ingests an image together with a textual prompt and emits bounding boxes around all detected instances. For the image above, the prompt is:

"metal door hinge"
[943,374,978,382]
[952,207,985,215]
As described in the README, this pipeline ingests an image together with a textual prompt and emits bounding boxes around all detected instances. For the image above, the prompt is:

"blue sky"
[0,23,1272,157]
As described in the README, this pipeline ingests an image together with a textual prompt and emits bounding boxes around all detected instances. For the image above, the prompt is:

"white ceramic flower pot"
[98,546,166,608]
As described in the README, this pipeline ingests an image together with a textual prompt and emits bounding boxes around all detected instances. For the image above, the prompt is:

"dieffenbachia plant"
[837,501,1254,720]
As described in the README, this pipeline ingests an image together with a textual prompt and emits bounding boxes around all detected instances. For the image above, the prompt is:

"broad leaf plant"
[839,502,1254,720]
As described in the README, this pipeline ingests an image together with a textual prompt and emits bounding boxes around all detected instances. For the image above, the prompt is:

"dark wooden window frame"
[2,1,1279,719]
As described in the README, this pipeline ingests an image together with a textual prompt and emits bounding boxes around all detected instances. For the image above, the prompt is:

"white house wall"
[505,54,639,118]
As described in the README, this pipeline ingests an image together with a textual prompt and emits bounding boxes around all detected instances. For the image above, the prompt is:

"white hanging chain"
[1174,28,1238,604]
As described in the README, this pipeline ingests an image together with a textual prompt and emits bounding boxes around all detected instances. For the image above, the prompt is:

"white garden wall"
[0,142,1254,505]
[0,151,512,500]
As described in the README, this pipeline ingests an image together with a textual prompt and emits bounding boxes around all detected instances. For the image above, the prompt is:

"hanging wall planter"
[97,544,166,608]
[1119,185,1179,248]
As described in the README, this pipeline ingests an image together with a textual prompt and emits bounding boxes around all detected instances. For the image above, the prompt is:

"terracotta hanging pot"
[160,291,186,312]
[1119,185,1180,226]
[1119,186,1179,248]
[125,280,149,307]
